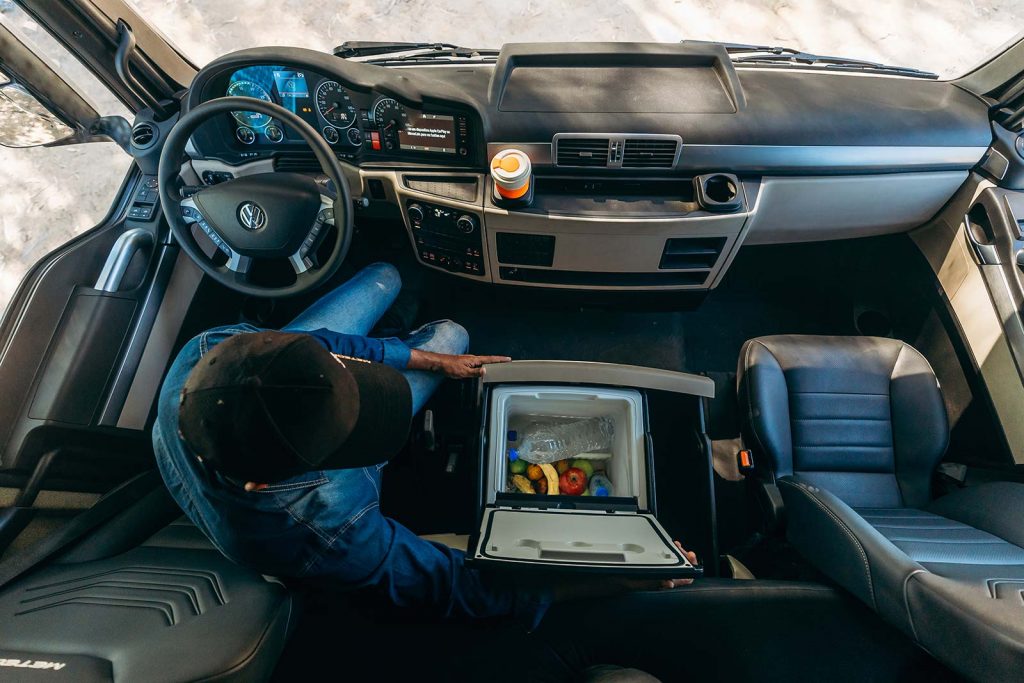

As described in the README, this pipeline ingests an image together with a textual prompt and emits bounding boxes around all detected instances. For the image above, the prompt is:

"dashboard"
[190,64,477,166]
[175,43,991,291]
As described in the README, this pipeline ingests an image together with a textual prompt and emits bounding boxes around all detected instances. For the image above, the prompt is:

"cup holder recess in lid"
[695,173,743,213]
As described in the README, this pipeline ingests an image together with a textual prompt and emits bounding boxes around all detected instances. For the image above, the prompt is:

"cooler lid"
[472,507,696,575]
[480,360,714,398]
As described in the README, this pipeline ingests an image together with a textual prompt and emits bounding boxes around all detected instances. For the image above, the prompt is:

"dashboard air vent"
[992,73,1024,131]
[274,155,321,173]
[556,138,610,167]
[659,236,727,270]
[131,122,156,149]
[622,139,678,168]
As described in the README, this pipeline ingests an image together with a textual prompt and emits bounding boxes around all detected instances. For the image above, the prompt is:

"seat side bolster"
[889,343,949,508]
[906,571,1024,683]
[737,339,793,477]
[779,475,922,635]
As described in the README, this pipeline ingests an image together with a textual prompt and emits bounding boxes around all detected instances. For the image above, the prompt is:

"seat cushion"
[738,335,948,508]
[0,518,295,682]
[781,477,1024,682]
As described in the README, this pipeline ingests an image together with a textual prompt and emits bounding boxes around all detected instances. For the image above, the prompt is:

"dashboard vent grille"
[131,122,156,149]
[274,155,322,173]
[556,138,610,167]
[993,74,1024,131]
[622,139,678,168]
[659,237,727,270]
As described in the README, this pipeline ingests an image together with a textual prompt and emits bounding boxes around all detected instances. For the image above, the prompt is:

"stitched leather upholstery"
[738,335,1024,681]
[737,335,948,508]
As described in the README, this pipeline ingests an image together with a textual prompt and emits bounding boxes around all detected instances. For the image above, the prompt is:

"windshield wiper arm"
[334,41,498,61]
[681,40,937,79]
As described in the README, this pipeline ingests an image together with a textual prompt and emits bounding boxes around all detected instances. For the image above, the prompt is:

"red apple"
[558,467,587,496]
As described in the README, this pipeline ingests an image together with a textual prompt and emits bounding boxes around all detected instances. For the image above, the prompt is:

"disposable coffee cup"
[490,149,532,200]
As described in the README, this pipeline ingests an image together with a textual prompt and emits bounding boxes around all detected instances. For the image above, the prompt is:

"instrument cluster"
[212,64,473,163]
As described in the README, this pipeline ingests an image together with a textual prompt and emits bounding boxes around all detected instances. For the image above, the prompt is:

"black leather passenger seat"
[738,335,1024,682]
[0,515,295,682]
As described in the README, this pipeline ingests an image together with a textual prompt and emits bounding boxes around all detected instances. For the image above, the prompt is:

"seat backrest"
[737,335,948,508]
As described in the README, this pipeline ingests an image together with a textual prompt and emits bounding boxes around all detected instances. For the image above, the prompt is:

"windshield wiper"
[334,42,499,63]
[683,40,937,79]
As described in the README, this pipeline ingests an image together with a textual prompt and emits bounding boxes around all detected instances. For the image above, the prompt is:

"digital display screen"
[399,113,456,154]
[272,70,308,98]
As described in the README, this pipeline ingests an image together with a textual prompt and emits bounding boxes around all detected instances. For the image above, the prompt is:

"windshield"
[130,0,1022,79]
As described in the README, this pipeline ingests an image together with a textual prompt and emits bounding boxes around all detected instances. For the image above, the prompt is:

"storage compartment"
[471,361,714,576]
[491,386,645,503]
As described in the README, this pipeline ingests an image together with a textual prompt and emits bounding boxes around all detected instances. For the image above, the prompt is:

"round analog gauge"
[235,126,256,145]
[265,124,283,143]
[322,126,340,144]
[315,81,358,129]
[372,97,407,132]
[226,80,273,129]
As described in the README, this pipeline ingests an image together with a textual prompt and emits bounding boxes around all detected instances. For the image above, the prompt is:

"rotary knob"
[408,204,425,225]
[456,214,476,234]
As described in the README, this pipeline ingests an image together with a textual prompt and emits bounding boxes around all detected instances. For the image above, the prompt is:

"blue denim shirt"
[154,324,541,622]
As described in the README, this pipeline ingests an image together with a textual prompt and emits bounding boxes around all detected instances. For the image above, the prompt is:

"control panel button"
[456,215,476,234]
[407,203,425,225]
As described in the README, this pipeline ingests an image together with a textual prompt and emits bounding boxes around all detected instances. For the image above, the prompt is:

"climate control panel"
[406,200,485,276]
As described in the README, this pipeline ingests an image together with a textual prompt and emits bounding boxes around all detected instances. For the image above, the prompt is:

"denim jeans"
[154,263,541,622]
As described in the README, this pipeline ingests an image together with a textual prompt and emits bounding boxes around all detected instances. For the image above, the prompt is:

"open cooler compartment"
[470,361,713,577]
[490,386,647,505]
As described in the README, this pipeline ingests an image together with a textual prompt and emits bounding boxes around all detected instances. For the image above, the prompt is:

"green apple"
[570,459,595,478]
[510,459,528,475]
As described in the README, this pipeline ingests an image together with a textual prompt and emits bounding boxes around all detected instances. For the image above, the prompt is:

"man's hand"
[659,542,699,589]
[408,349,511,379]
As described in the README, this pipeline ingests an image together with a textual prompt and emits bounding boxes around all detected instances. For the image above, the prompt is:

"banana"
[539,463,559,495]
[511,474,534,494]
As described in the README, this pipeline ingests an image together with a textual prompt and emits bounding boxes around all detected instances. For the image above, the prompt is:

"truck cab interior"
[1,2,1023,680]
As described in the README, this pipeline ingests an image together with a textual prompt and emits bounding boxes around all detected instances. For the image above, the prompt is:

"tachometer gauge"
[315,81,357,129]
[226,80,273,129]
[372,97,407,131]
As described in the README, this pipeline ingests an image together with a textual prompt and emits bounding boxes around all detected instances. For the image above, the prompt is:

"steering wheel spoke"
[289,196,337,275]
[180,195,234,259]
[226,251,253,274]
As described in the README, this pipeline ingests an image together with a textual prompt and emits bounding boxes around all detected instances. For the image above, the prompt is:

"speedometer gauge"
[315,81,357,129]
[226,80,273,129]
[372,97,407,130]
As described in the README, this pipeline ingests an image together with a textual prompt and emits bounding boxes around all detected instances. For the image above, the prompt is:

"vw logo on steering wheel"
[238,202,267,231]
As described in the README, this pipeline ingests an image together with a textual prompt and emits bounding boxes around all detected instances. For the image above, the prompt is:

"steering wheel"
[158,97,353,297]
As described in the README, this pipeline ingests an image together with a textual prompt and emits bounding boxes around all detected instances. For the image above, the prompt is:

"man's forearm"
[407,348,447,372]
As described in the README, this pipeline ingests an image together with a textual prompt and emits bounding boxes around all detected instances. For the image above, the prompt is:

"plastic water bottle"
[589,474,614,497]
[510,417,614,464]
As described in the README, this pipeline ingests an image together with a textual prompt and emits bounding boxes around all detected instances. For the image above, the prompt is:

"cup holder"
[695,173,742,213]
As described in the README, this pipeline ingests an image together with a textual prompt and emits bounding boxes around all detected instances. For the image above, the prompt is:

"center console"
[406,199,485,276]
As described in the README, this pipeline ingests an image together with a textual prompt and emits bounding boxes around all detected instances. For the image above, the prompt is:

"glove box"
[469,360,713,578]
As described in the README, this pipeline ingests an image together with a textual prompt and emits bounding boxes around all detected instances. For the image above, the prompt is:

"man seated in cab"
[153,262,698,624]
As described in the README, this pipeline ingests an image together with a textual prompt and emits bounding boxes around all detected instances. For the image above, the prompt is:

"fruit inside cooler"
[487,386,648,506]
[473,384,692,574]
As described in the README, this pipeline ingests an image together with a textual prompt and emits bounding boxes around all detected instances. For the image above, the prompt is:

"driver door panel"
[0,169,162,488]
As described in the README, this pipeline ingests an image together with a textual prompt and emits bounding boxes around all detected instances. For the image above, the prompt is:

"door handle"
[964,209,1001,265]
[94,228,153,292]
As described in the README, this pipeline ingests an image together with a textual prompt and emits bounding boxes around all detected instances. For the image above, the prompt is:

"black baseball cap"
[178,331,412,483]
